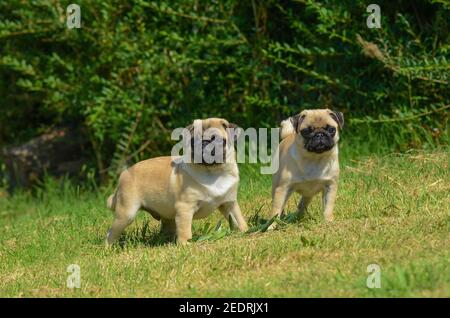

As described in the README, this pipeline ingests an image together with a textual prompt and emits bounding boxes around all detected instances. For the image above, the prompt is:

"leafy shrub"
[0,0,448,180]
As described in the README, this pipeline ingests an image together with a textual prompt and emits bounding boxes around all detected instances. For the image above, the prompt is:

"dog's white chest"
[287,145,339,197]
[202,174,237,197]
[182,164,238,198]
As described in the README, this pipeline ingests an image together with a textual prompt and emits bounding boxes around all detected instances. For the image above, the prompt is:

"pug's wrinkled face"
[186,118,240,165]
[291,109,344,154]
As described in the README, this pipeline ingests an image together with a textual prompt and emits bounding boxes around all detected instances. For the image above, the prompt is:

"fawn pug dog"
[270,109,344,223]
[106,118,248,245]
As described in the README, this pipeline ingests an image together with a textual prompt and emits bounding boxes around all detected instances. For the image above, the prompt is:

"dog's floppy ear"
[226,122,242,141]
[291,113,306,133]
[329,111,344,129]
[185,123,194,134]
[185,119,203,142]
[187,119,204,133]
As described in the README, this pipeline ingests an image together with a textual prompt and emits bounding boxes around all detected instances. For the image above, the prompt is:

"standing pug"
[270,109,344,222]
[106,118,248,245]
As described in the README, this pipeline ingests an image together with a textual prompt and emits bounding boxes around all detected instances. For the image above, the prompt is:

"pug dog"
[106,118,248,245]
[270,109,344,223]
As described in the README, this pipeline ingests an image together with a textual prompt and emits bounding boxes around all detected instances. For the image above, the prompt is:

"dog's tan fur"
[106,118,248,245]
[271,109,343,222]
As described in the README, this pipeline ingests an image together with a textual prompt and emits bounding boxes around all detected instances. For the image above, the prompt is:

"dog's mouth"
[306,142,334,153]
[304,132,335,153]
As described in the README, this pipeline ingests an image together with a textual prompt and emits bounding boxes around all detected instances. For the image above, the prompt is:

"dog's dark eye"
[327,126,336,134]
[300,127,313,137]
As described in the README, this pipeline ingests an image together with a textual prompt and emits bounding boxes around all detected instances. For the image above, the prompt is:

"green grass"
[0,148,449,297]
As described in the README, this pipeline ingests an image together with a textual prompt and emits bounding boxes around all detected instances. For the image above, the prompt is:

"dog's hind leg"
[106,197,140,245]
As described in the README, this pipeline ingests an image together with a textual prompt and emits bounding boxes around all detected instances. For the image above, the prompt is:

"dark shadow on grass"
[94,208,313,249]
[246,203,309,233]
[119,229,175,248]
[92,219,176,249]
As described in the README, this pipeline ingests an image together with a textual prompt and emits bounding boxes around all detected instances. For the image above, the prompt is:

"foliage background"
[0,0,448,182]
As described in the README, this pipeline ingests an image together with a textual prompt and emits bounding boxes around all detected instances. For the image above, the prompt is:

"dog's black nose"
[315,132,325,140]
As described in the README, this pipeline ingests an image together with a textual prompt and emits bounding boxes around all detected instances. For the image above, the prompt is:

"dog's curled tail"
[106,193,117,212]
[280,118,294,140]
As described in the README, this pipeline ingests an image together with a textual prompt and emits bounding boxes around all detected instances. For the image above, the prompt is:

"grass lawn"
[0,148,448,297]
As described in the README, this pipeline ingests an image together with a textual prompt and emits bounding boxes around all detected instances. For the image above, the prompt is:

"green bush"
[0,0,448,179]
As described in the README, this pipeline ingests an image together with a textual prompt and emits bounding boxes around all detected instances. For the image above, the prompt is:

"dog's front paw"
[176,238,191,246]
[266,221,279,231]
